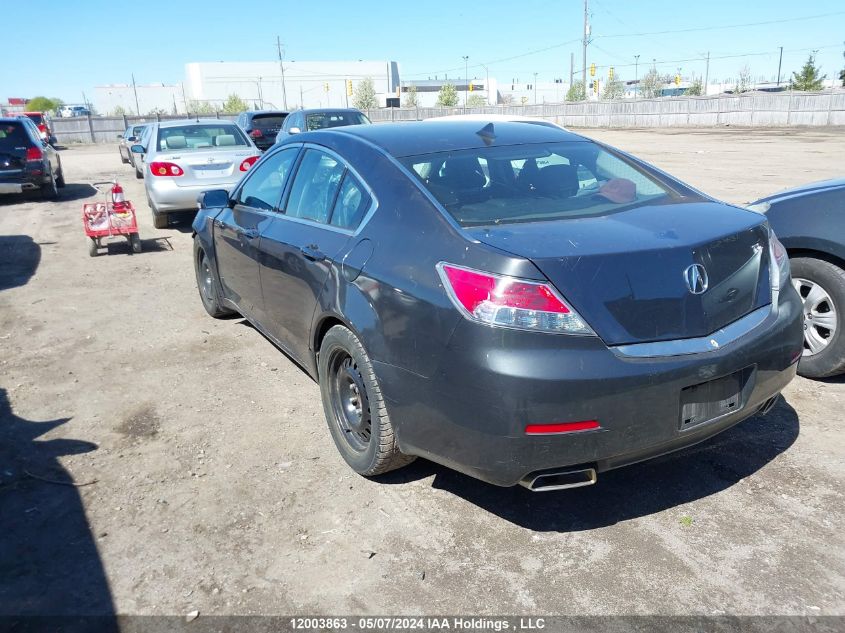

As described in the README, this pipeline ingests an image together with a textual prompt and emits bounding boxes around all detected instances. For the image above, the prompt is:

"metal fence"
[50,91,845,143]
[366,91,845,128]
[51,113,238,144]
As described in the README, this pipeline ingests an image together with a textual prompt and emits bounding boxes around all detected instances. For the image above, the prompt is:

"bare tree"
[735,65,753,93]
[639,69,663,99]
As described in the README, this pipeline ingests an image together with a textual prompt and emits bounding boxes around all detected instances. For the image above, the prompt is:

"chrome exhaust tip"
[758,394,780,416]
[519,467,597,492]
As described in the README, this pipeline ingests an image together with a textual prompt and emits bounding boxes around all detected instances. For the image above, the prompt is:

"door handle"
[240,228,259,240]
[213,219,229,230]
[300,244,326,262]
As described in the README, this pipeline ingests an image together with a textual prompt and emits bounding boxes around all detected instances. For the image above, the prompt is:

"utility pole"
[776,46,783,86]
[533,72,538,104]
[570,52,574,89]
[704,51,710,96]
[634,54,640,99]
[462,55,469,110]
[582,0,589,99]
[276,36,289,110]
[481,63,490,106]
[131,73,141,115]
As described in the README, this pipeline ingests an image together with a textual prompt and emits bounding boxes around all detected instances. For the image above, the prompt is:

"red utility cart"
[83,181,141,257]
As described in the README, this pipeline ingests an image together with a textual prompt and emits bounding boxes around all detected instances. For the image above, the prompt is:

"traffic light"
[590,63,596,77]
[594,79,599,94]
[324,82,330,92]
[609,67,614,81]
[674,74,681,86]
[469,81,474,92]
[346,80,353,96]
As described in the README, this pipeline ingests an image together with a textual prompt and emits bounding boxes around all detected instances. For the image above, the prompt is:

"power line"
[595,11,845,39]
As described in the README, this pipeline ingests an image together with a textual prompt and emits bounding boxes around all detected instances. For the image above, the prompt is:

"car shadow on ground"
[0,183,97,207]
[0,388,117,628]
[379,399,799,532]
[94,237,174,257]
[0,235,40,292]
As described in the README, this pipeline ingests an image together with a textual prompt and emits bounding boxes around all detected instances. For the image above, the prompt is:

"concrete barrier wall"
[51,92,844,143]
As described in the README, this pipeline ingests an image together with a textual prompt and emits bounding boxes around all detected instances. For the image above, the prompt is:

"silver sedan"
[133,119,260,228]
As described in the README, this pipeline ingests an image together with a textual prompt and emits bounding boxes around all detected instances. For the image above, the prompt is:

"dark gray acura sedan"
[192,120,804,491]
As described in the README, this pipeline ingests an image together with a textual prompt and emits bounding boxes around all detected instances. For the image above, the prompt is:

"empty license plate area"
[679,366,755,431]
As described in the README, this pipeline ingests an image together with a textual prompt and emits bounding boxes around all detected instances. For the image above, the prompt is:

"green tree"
[188,100,216,115]
[147,107,167,116]
[466,93,487,107]
[685,78,704,96]
[402,85,418,108]
[734,65,753,94]
[790,55,827,91]
[566,80,586,101]
[639,69,664,99]
[222,93,248,113]
[436,82,459,107]
[111,105,128,116]
[601,75,625,100]
[353,77,378,110]
[25,96,63,113]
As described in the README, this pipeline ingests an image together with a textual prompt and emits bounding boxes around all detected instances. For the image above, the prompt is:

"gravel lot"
[1,127,843,618]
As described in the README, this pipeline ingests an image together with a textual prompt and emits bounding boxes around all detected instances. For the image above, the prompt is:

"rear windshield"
[252,114,287,128]
[400,141,690,226]
[0,122,30,149]
[305,112,370,131]
[156,124,248,151]
[24,114,44,125]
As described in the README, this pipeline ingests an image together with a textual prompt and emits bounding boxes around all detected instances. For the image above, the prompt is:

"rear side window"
[400,141,690,226]
[330,174,371,230]
[0,123,30,149]
[236,148,298,210]
[284,150,345,223]
[156,124,248,151]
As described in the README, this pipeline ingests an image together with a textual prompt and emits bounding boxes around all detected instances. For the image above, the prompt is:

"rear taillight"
[249,129,263,138]
[769,227,789,291]
[149,161,184,177]
[239,156,260,172]
[525,420,601,435]
[437,262,594,335]
[38,124,47,133]
[25,147,42,161]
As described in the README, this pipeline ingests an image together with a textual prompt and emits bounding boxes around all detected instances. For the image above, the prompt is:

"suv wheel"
[40,168,58,200]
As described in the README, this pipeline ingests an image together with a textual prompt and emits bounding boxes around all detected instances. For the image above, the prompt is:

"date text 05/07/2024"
[289,617,547,630]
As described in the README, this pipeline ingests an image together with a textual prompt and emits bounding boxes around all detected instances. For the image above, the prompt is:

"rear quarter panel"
[766,189,845,264]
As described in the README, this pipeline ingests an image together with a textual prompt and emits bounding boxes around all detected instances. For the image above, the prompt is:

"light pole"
[462,55,469,110]
[480,63,490,106]
[634,55,640,99]
[533,72,538,104]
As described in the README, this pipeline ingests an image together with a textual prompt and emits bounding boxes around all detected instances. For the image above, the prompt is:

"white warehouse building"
[95,60,400,115]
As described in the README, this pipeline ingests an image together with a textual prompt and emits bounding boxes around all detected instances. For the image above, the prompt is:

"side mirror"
[288,126,301,135]
[117,134,123,139]
[130,144,145,154]
[127,135,137,142]
[199,189,231,209]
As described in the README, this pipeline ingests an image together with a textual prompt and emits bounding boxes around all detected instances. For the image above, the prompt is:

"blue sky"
[2,0,843,102]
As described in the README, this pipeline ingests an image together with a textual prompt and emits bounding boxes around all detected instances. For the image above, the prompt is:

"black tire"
[194,243,233,318]
[318,325,415,476]
[55,161,65,188]
[88,239,98,258]
[790,257,845,378]
[135,165,143,179]
[130,233,142,254]
[149,197,168,229]
[40,168,58,200]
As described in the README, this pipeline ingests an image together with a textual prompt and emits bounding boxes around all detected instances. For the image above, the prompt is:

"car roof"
[297,108,364,115]
[155,118,239,128]
[0,117,26,124]
[245,110,289,116]
[326,119,587,157]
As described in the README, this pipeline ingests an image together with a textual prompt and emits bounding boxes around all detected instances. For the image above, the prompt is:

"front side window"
[400,141,693,226]
[284,149,345,223]
[236,147,298,210]
[156,124,248,151]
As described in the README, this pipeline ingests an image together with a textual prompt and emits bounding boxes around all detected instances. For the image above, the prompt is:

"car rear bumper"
[0,172,45,194]
[146,178,240,213]
[376,285,804,487]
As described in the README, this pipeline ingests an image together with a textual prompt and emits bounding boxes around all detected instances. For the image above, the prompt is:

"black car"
[236,110,289,152]
[749,179,845,378]
[192,120,802,491]
[274,108,370,144]
[0,117,64,199]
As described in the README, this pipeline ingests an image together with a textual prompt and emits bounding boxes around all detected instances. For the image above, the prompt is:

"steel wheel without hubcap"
[793,277,837,356]
[327,352,371,452]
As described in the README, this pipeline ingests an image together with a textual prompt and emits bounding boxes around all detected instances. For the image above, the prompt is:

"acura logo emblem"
[684,264,709,295]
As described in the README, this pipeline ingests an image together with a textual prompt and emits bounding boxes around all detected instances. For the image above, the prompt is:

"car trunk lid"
[465,201,773,345]
[156,148,256,187]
